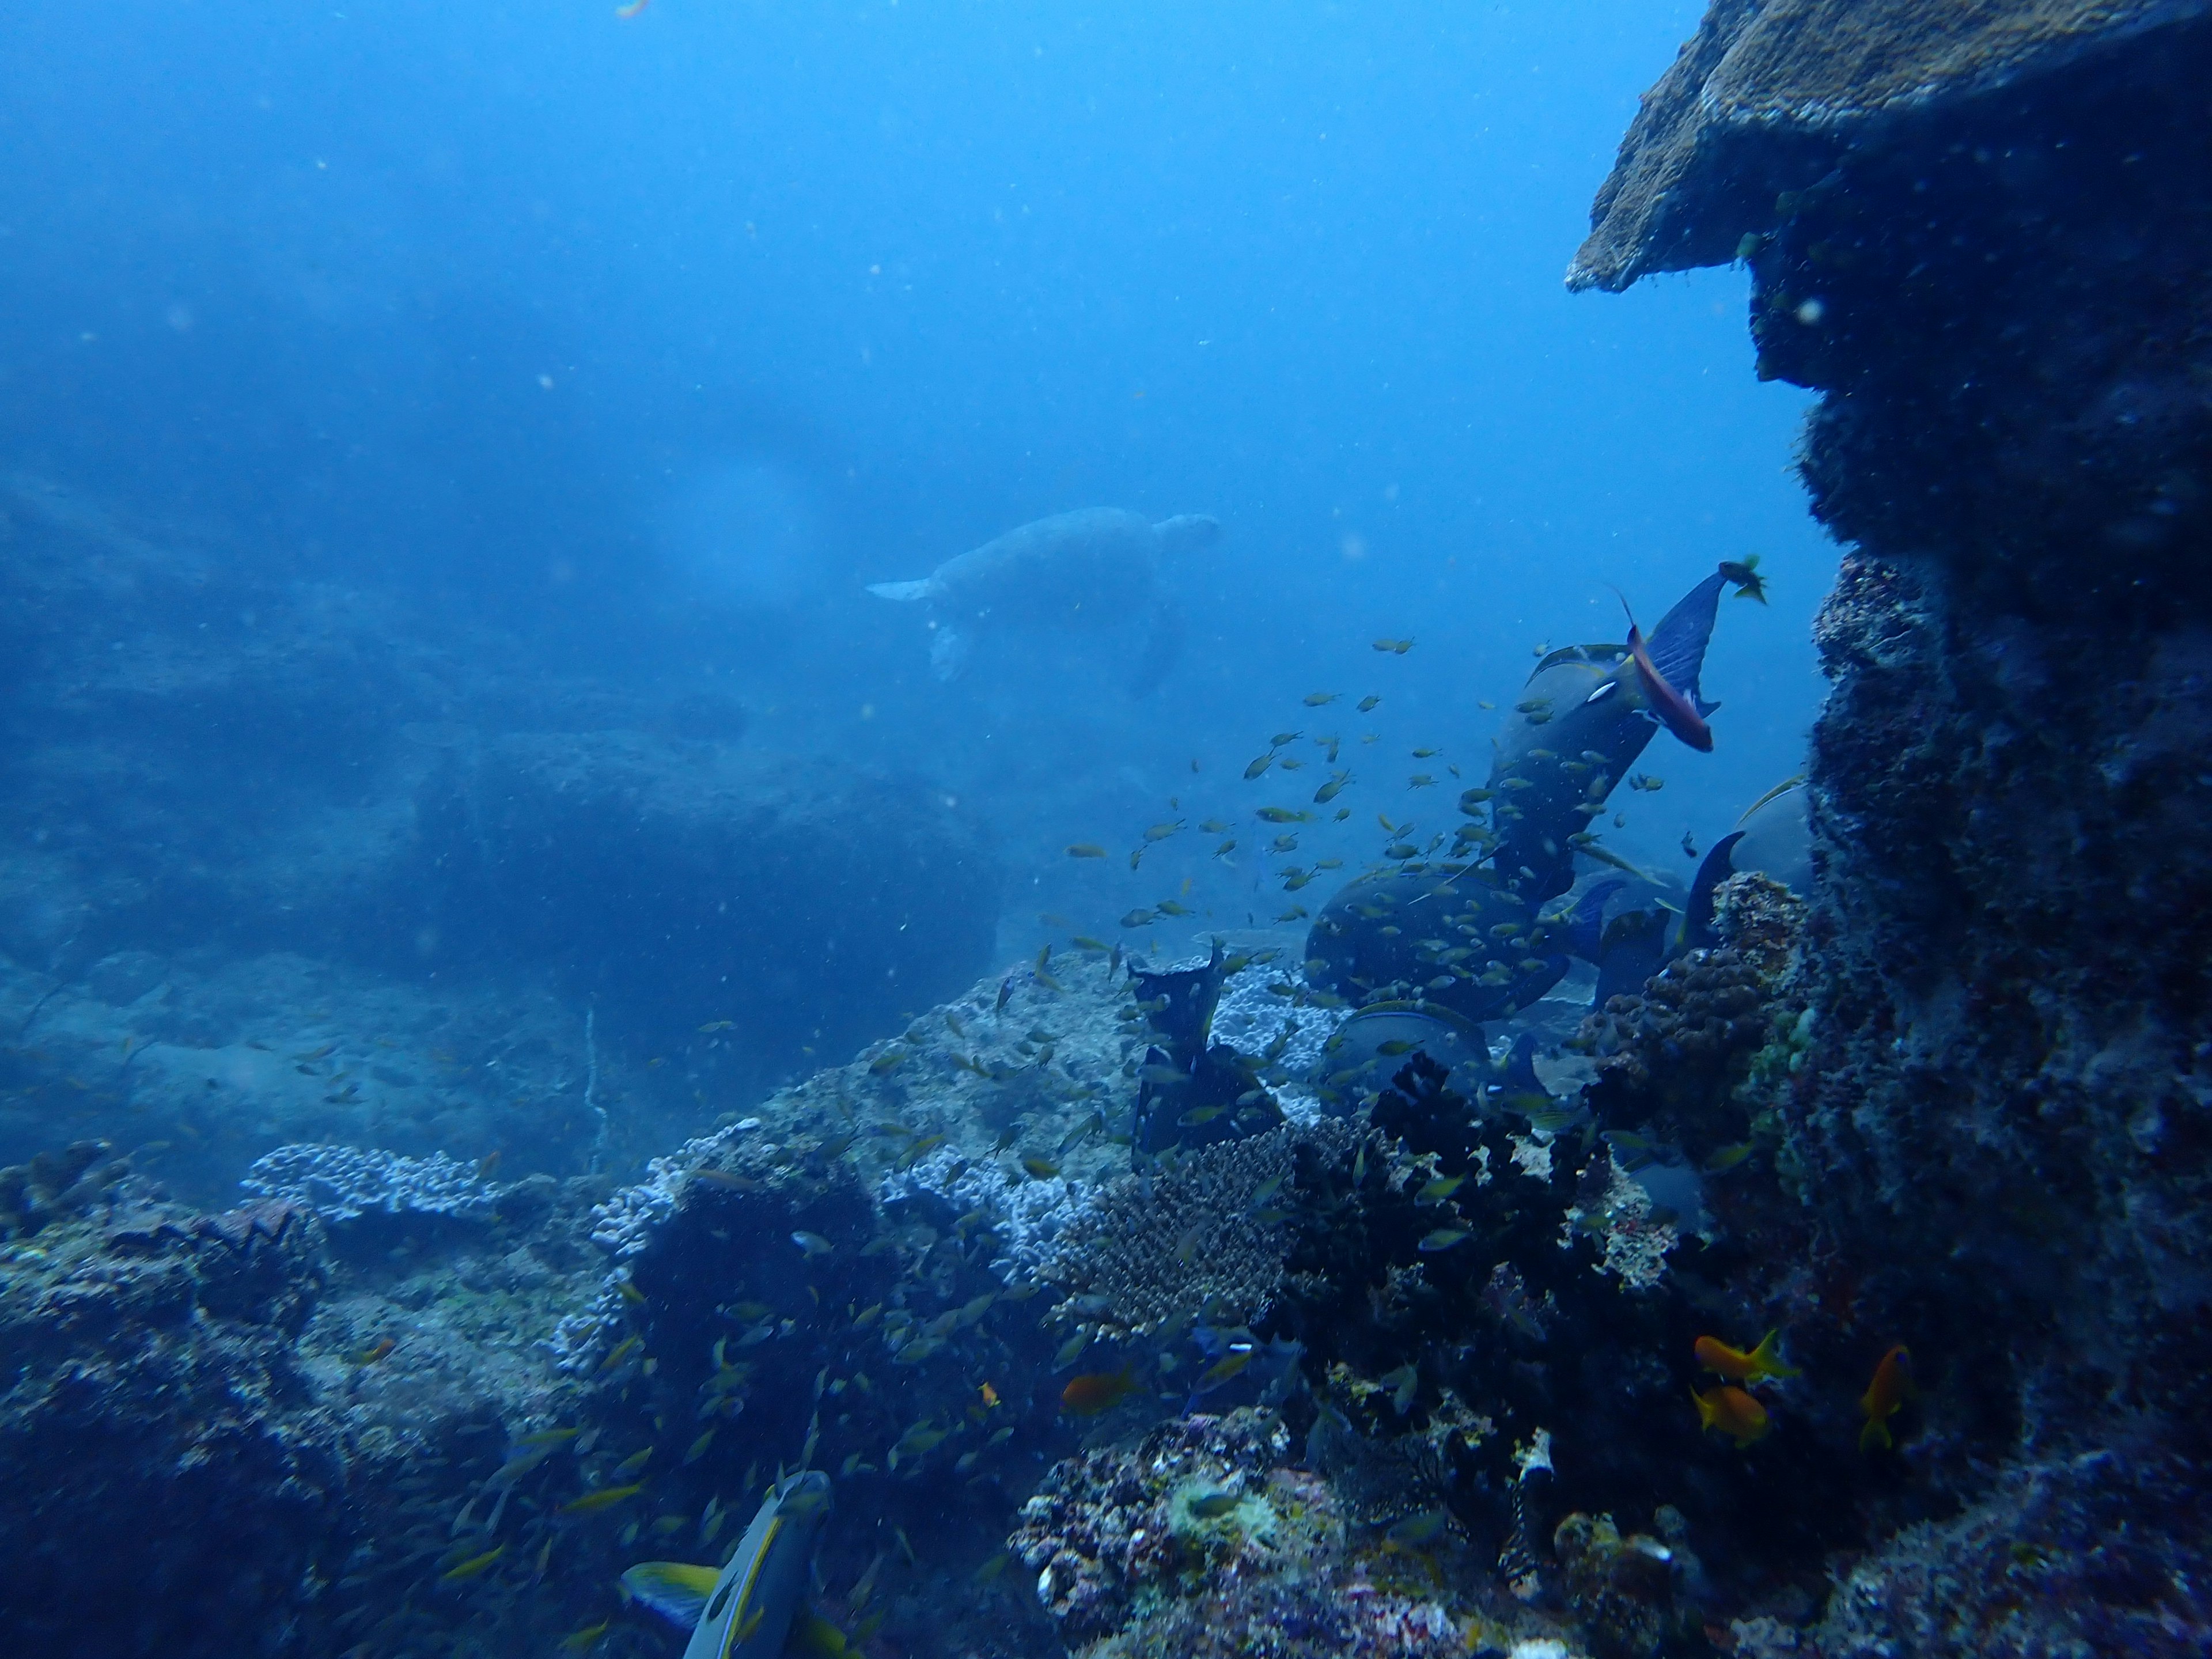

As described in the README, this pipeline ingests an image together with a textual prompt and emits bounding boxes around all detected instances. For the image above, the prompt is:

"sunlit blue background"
[0,0,1828,952]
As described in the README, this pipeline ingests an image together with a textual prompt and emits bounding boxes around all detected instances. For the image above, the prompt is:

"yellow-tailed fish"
[620,1470,833,1659]
[558,1483,645,1516]
[440,1544,506,1582]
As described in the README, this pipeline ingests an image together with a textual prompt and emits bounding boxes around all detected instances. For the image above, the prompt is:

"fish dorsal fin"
[1642,573,1728,704]
[620,1561,726,1629]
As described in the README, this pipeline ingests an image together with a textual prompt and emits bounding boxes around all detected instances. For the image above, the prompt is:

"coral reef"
[242,1142,511,1223]
[0,1137,128,1237]
[1577,0,2212,1647]
[0,1175,342,1658]
[1040,1126,1306,1334]
[1011,1408,1497,1659]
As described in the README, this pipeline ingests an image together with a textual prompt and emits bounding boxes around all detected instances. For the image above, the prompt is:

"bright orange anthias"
[1859,1344,1913,1450]
[1692,1384,1771,1446]
[1693,1329,1800,1384]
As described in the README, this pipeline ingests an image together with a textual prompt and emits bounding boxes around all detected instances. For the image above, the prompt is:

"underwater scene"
[4,1,2210,1656]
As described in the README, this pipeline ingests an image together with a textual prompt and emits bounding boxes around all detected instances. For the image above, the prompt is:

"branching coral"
[1040,1125,1321,1333]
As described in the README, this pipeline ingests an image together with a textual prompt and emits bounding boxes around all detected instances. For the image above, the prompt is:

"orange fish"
[1059,1366,1139,1416]
[1694,1330,1800,1384]
[1859,1345,1912,1450]
[1692,1385,1770,1446]
[979,1381,1001,1410]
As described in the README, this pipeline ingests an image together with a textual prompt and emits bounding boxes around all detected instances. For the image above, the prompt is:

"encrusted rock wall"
[1580,0,2212,1645]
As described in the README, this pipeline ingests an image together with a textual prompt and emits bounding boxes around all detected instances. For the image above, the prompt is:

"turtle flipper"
[930,624,974,680]
[1126,600,1183,696]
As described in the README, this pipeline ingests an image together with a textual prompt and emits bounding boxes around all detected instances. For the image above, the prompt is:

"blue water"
[0,1,1826,1140]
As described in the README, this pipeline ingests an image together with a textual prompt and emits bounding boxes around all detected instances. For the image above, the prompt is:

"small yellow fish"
[1417,1228,1470,1252]
[560,1622,609,1652]
[1303,691,1340,706]
[557,1482,644,1516]
[1415,1174,1464,1203]
[440,1544,506,1582]
[597,1335,642,1374]
[612,1446,653,1478]
[684,1428,716,1464]
[1143,821,1184,842]
[1021,1157,1062,1180]
[1066,843,1108,858]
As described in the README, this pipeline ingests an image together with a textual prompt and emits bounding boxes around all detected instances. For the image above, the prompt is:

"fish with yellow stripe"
[622,1471,834,1659]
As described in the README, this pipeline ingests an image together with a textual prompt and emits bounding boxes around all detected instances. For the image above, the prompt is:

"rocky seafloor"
[0,866,1990,1659]
[12,1,2212,1656]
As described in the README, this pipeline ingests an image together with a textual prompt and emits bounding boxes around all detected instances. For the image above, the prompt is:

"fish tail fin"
[1691,1387,1714,1433]
[1643,571,1728,705]
[1749,1329,1801,1379]
[866,577,941,603]
[1859,1418,1892,1452]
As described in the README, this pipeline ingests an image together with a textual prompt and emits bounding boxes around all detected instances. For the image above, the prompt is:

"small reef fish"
[1692,1385,1771,1446]
[1066,843,1107,858]
[622,1471,832,1659]
[1060,1366,1140,1415]
[1616,592,1714,752]
[1384,1510,1448,1548]
[1381,1362,1419,1414]
[1188,1491,1240,1518]
[560,1623,611,1652]
[614,0,649,17]
[598,1335,643,1374]
[1719,554,1767,604]
[1304,691,1340,705]
[1372,638,1414,654]
[441,1544,506,1582]
[1417,1228,1471,1252]
[559,1483,645,1516]
[1021,1156,1062,1179]
[350,1336,397,1367]
[791,1232,834,1258]
[1694,1330,1801,1384]
[1859,1344,1912,1450]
